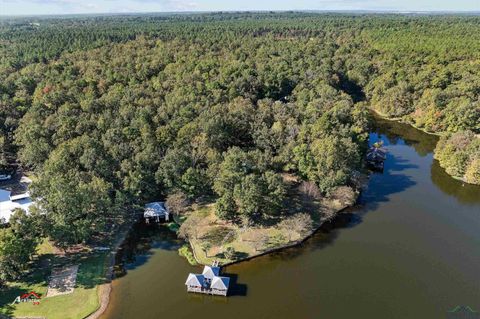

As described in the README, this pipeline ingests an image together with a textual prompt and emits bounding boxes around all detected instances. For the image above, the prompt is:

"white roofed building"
[210,276,230,296]
[185,262,230,296]
[0,189,33,223]
[202,265,220,280]
[144,202,169,223]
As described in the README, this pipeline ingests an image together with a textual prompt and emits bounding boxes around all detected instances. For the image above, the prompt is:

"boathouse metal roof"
[366,147,387,162]
[185,273,204,287]
[144,202,168,218]
[210,276,230,290]
[202,266,220,280]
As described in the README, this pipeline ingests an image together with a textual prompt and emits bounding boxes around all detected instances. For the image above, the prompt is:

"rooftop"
[144,202,168,218]
[0,188,33,223]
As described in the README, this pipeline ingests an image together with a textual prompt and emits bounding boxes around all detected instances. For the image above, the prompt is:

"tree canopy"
[0,13,478,261]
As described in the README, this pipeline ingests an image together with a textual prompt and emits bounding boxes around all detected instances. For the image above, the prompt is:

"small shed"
[367,147,387,161]
[144,202,169,223]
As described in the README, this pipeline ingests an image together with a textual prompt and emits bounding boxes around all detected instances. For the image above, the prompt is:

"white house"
[0,189,33,223]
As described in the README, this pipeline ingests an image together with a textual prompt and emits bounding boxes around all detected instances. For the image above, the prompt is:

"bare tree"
[251,233,270,252]
[224,246,236,260]
[178,214,202,240]
[221,229,237,246]
[239,215,252,233]
[299,181,321,200]
[278,213,313,242]
[166,191,189,220]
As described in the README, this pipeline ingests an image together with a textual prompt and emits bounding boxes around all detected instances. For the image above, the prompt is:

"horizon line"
[2,9,480,18]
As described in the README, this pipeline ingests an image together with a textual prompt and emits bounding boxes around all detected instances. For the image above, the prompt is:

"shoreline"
[188,187,363,268]
[220,202,354,268]
[370,108,480,186]
[84,110,478,315]
[84,218,138,319]
[369,108,442,137]
[86,179,367,314]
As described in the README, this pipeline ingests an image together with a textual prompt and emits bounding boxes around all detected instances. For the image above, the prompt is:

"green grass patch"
[0,252,109,319]
[178,244,197,266]
[166,222,180,233]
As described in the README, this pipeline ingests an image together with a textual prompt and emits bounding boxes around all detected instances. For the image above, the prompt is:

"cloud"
[166,0,198,11]
[0,0,477,15]
[0,0,199,14]
[0,0,100,11]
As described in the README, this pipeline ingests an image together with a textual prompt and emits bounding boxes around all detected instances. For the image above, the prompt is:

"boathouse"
[144,202,169,223]
[185,262,230,296]
[202,265,220,280]
[366,143,387,170]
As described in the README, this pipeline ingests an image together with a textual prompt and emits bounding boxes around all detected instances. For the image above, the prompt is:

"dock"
[185,261,230,296]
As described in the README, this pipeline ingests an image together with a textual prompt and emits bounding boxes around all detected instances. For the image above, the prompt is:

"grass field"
[0,242,109,319]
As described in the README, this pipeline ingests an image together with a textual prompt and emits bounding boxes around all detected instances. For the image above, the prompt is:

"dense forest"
[0,13,479,282]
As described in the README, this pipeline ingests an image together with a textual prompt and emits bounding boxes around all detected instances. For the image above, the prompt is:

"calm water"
[102,118,480,319]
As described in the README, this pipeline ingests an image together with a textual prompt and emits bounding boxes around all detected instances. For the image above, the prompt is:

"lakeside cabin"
[185,261,230,296]
[143,202,169,223]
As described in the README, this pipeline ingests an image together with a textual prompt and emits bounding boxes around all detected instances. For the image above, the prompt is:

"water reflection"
[372,116,438,157]
[114,223,182,279]
[363,134,417,213]
[373,115,480,205]
[103,115,480,319]
[431,160,480,205]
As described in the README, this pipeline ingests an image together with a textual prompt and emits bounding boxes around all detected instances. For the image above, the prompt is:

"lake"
[102,117,480,319]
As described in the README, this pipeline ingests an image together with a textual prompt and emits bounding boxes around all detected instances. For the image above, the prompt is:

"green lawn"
[0,252,108,319]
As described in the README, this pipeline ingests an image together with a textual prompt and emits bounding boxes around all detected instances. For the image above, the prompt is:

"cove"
[101,116,480,319]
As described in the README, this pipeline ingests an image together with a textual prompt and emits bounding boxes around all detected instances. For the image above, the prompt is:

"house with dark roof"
[366,144,387,171]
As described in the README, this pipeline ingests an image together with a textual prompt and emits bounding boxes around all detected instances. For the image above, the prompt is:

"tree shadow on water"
[112,222,181,280]
[260,211,363,264]
[431,159,480,205]
[359,154,417,213]
[242,153,417,265]
[386,157,419,172]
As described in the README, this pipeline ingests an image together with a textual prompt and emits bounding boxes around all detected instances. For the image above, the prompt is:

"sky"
[0,0,479,16]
